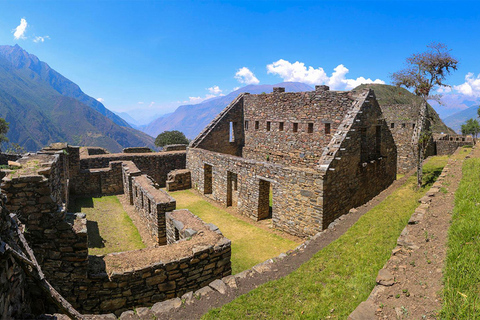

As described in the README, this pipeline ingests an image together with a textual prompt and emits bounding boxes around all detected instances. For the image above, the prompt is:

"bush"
[154,130,189,147]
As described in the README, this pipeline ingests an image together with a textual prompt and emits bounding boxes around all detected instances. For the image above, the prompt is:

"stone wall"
[123,147,152,153]
[0,195,32,318]
[435,140,472,155]
[166,169,192,192]
[131,174,176,245]
[71,161,124,195]
[78,209,231,314]
[78,151,186,188]
[190,94,246,157]
[163,144,188,152]
[0,153,21,165]
[241,87,356,168]
[319,89,397,227]
[187,148,324,237]
[0,157,89,310]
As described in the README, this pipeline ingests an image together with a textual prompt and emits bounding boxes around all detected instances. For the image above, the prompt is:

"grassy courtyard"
[71,196,145,255]
[168,189,299,274]
[203,155,450,319]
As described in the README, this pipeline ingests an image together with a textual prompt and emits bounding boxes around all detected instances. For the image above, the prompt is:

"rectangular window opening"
[229,122,236,142]
[266,121,271,131]
[375,126,381,156]
[391,123,395,129]
[412,123,416,129]
[308,123,314,133]
[402,123,406,128]
[255,121,259,130]
[325,123,331,135]
[245,120,249,130]
[279,122,284,131]
[293,123,298,132]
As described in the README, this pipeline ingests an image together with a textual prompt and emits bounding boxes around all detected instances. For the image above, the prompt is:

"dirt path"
[158,171,417,320]
[367,147,476,319]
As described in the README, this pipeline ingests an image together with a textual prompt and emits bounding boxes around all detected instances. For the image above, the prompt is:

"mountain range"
[443,104,480,133]
[0,45,154,152]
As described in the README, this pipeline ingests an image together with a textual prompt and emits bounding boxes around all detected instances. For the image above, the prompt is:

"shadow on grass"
[87,220,105,248]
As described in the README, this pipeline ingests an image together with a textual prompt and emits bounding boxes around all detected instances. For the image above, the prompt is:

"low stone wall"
[163,144,188,152]
[132,174,176,245]
[71,161,124,195]
[79,151,186,188]
[122,161,142,205]
[0,153,21,165]
[166,169,191,192]
[79,209,231,314]
[435,140,472,156]
[123,147,152,153]
[80,147,109,157]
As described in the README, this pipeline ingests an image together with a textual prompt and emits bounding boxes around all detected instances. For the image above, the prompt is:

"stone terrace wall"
[436,140,472,155]
[187,148,324,237]
[242,87,355,168]
[166,169,191,192]
[78,151,186,188]
[0,160,89,310]
[131,174,176,245]
[0,153,21,165]
[319,89,397,228]
[79,209,231,314]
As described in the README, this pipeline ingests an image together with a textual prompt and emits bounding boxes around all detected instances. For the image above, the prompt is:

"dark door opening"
[204,164,213,194]
[258,179,271,220]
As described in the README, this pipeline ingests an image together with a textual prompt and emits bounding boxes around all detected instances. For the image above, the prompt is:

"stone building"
[187,86,397,237]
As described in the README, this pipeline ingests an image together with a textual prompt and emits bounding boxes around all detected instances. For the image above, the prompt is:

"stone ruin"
[0,86,472,318]
[0,144,230,317]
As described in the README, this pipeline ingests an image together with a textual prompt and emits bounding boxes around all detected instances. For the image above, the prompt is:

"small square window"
[245,120,249,130]
[293,123,298,132]
[391,123,395,129]
[412,123,415,129]
[402,123,406,128]
[325,123,331,135]
[308,123,314,133]
[255,121,259,130]
[279,122,284,131]
[266,121,271,131]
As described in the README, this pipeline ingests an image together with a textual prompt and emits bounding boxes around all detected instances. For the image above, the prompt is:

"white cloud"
[453,72,480,98]
[33,35,50,43]
[266,59,384,90]
[96,98,104,103]
[149,102,155,108]
[137,101,144,105]
[13,18,28,40]
[235,67,260,85]
[208,85,222,95]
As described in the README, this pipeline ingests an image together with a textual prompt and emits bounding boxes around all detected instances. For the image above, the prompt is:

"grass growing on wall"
[202,155,449,320]
[168,190,299,274]
[72,196,145,255]
[441,156,480,318]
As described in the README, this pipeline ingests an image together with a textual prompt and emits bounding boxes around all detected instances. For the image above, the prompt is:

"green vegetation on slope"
[168,190,299,274]
[355,83,456,135]
[203,156,448,319]
[71,196,145,255]
[441,156,480,318]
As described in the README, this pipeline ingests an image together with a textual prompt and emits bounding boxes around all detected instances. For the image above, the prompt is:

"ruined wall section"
[0,160,89,310]
[131,174,176,245]
[189,94,246,157]
[79,209,231,314]
[166,169,191,192]
[242,89,354,168]
[187,148,324,237]
[78,151,186,188]
[436,140,472,155]
[0,195,32,318]
[319,89,397,228]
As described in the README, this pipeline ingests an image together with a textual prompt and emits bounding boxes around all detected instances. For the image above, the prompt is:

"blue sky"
[1,0,480,123]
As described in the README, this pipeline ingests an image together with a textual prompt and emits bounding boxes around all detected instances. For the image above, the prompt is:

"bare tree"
[391,43,458,188]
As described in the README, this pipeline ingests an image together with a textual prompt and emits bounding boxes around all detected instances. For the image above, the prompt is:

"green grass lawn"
[441,156,480,318]
[168,190,299,274]
[203,156,449,319]
[71,196,145,255]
